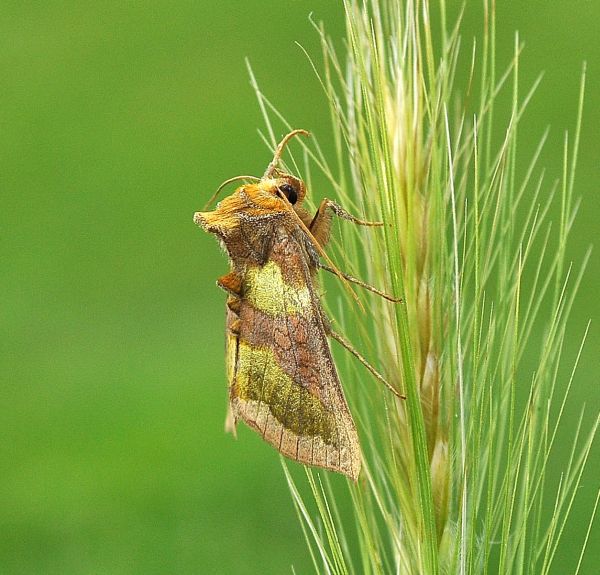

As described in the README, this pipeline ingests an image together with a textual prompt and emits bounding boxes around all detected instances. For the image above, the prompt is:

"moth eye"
[279,183,298,205]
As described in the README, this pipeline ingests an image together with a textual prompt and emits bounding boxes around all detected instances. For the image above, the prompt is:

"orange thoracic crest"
[194,175,305,239]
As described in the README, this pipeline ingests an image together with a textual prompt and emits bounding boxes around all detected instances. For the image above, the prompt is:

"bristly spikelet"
[252,1,595,574]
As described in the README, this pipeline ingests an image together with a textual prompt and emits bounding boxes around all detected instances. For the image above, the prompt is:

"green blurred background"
[2,2,598,573]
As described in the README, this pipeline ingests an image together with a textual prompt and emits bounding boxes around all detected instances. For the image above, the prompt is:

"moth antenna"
[263,129,310,178]
[276,191,365,313]
[204,175,260,210]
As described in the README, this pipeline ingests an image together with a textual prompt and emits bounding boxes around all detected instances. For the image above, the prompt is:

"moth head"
[252,173,306,209]
[274,174,306,206]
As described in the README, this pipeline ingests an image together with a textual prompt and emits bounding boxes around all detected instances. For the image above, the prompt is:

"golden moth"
[194,130,402,481]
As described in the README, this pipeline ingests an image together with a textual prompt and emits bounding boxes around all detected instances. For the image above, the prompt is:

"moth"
[194,130,402,481]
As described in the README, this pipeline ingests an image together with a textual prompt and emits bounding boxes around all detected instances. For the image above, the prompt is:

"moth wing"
[228,226,361,480]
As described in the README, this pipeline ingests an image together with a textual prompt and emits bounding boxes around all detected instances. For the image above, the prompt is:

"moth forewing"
[230,225,361,480]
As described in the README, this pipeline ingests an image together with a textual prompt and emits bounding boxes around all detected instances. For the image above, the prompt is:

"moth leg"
[328,328,406,400]
[217,271,242,296]
[218,272,243,333]
[226,296,241,316]
[318,263,402,303]
[309,198,383,247]
[224,404,238,438]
